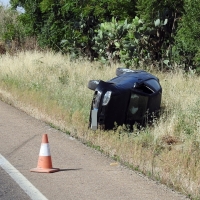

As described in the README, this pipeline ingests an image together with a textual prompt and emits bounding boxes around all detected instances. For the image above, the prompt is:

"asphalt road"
[0,167,30,200]
[0,100,188,200]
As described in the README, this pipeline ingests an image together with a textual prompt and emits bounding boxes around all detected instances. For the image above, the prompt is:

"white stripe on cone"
[39,143,51,156]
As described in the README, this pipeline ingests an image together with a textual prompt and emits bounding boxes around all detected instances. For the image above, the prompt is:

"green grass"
[0,50,200,199]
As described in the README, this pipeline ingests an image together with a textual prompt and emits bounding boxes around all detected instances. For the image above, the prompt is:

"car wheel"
[116,67,135,76]
[88,80,100,90]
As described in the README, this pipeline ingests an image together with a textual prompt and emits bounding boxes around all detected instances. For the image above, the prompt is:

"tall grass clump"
[0,51,116,132]
[0,51,200,198]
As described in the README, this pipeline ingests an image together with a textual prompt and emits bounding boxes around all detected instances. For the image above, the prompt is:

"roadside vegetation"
[1,2,200,199]
[0,51,200,199]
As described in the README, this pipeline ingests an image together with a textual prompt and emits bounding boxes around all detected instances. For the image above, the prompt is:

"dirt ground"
[0,100,189,200]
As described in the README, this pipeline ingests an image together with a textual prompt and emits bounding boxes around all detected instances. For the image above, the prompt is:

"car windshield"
[127,93,148,121]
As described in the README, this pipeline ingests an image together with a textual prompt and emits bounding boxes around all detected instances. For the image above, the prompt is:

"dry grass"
[0,51,200,199]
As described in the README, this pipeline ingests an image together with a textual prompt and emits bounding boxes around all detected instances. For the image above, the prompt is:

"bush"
[93,17,148,67]
[0,5,26,52]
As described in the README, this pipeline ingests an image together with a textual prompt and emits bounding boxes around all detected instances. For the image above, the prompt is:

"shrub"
[0,5,26,52]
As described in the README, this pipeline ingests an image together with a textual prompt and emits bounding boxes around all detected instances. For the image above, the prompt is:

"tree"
[10,0,137,59]
[175,0,200,70]
[136,0,184,68]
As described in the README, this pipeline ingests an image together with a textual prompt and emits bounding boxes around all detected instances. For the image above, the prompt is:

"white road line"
[0,154,48,200]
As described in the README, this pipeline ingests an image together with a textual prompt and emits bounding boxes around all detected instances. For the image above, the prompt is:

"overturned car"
[88,68,162,130]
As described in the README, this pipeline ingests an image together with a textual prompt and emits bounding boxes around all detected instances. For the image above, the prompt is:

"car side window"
[144,79,161,92]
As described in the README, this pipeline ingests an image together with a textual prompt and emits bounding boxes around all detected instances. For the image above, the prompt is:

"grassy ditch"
[0,51,200,199]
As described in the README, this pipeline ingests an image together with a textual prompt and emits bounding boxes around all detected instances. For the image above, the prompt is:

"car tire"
[116,67,135,76]
[88,80,100,90]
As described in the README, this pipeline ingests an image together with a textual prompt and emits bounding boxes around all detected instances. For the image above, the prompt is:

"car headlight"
[102,91,112,106]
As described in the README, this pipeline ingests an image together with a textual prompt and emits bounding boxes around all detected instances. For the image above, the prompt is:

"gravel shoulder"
[0,100,188,200]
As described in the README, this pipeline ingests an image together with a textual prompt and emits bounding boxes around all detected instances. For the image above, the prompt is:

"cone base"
[30,167,60,173]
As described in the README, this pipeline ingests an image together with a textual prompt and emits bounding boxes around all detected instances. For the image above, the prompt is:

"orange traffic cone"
[30,134,60,173]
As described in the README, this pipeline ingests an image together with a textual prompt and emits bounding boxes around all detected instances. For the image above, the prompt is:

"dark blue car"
[88,68,162,130]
